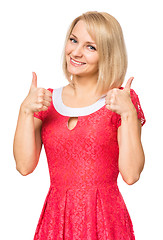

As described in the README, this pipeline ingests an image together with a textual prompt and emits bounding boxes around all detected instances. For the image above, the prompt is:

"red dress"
[33,86,146,240]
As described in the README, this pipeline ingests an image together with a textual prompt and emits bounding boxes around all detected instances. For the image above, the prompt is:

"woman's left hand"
[105,77,136,116]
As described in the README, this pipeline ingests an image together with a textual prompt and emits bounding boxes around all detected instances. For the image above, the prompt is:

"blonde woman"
[13,11,146,239]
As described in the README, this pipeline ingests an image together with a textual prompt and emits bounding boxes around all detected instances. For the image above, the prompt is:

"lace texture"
[33,88,146,240]
[117,88,146,128]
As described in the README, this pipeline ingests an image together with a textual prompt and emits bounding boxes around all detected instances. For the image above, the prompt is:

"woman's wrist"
[20,102,34,116]
[120,107,137,122]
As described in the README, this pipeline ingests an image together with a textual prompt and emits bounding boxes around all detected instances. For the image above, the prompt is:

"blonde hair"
[62,11,128,96]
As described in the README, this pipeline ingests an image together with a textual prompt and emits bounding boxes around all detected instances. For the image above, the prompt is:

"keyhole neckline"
[66,116,79,131]
[52,86,106,117]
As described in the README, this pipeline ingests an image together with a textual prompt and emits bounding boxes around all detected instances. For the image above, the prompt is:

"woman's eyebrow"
[70,33,96,45]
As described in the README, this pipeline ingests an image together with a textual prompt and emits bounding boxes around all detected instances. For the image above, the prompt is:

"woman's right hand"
[21,72,52,114]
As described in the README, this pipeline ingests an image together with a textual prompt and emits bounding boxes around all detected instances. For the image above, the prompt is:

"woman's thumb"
[30,72,37,89]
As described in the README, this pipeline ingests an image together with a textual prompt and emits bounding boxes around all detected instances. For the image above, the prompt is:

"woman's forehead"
[71,20,96,43]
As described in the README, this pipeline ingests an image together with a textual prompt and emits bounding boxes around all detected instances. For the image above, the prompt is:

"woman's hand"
[105,77,136,117]
[21,72,52,114]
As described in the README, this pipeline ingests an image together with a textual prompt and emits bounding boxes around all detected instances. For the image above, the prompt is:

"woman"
[13,11,146,240]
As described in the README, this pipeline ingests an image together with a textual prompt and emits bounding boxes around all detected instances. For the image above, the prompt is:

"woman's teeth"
[71,58,85,65]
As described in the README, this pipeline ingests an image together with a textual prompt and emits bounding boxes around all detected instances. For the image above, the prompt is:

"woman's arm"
[13,72,52,175]
[105,77,146,185]
[13,106,42,176]
[117,109,145,185]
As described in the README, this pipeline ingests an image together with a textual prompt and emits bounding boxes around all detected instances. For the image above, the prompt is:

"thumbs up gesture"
[21,72,52,114]
[105,77,136,116]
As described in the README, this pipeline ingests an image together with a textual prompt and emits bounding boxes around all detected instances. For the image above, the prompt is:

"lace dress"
[33,86,146,240]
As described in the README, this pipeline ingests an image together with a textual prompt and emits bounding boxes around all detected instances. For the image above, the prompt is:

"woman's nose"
[72,44,83,57]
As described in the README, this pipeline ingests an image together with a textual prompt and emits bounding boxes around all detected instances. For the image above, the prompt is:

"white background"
[0,0,162,239]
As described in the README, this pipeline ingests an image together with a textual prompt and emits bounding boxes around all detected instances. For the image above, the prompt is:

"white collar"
[52,86,106,117]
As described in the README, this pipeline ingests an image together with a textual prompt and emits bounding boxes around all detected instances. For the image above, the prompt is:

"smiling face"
[65,20,99,78]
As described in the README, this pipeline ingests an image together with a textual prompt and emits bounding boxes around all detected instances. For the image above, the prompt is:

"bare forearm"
[118,109,145,184]
[13,105,37,175]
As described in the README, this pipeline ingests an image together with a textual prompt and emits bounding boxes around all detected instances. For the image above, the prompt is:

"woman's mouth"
[70,57,86,67]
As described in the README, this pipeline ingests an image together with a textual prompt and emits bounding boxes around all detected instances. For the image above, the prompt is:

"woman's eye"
[70,38,77,43]
[69,38,96,51]
[88,45,96,51]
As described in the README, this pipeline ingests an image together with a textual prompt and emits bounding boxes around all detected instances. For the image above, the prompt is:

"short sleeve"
[33,88,53,121]
[117,88,146,128]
